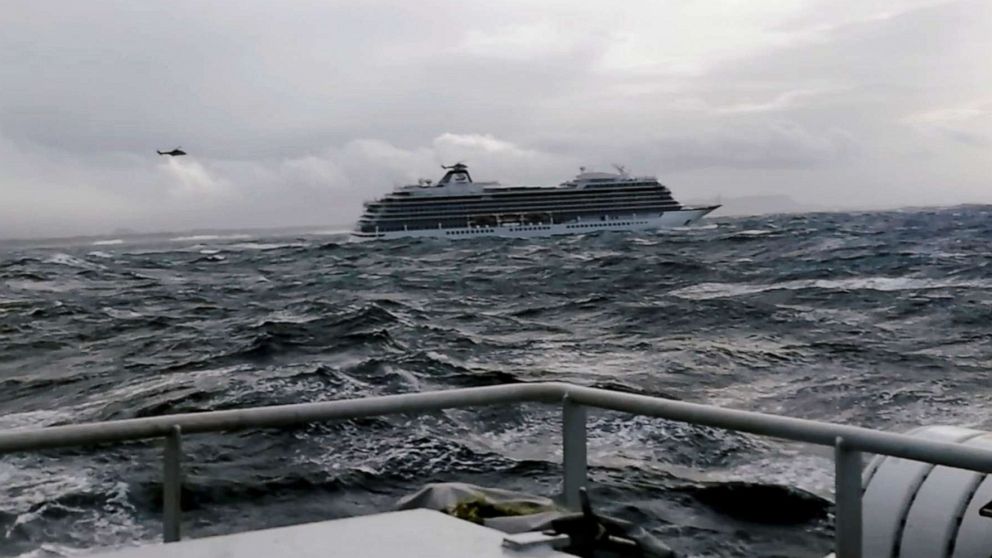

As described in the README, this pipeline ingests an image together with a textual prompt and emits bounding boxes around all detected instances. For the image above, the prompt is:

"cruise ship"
[351,163,719,241]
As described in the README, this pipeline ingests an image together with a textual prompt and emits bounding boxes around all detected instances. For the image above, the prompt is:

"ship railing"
[3,382,992,558]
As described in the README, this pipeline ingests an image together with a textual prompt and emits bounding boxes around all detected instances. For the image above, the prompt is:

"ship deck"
[83,509,572,558]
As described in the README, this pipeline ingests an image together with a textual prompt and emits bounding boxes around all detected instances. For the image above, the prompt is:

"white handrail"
[3,381,991,558]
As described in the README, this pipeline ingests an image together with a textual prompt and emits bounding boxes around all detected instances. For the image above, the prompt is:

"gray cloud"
[1,0,989,238]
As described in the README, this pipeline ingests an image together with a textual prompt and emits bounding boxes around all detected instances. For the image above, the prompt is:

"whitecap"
[169,234,251,242]
[0,460,97,515]
[13,542,89,557]
[227,242,305,251]
[0,296,29,307]
[670,282,784,300]
[44,253,105,271]
[630,238,658,246]
[259,310,316,324]
[5,279,85,293]
[91,239,124,246]
[1,462,152,556]
[101,307,144,320]
[668,223,719,232]
[87,251,113,259]
[721,453,834,501]
[671,276,992,300]
[0,409,75,430]
[814,276,991,292]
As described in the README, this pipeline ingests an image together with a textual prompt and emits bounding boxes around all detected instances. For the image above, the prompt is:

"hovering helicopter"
[157,147,186,156]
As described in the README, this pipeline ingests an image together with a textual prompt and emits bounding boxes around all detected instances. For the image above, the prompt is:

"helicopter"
[157,147,187,157]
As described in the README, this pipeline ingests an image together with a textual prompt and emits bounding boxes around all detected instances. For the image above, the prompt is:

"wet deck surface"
[84,509,572,558]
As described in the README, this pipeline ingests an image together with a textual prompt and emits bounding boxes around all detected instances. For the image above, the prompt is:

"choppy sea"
[2,205,991,557]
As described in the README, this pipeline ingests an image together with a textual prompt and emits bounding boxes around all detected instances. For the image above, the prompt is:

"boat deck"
[83,509,571,558]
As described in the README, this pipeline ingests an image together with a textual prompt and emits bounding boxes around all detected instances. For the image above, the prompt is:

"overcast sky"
[1,0,990,238]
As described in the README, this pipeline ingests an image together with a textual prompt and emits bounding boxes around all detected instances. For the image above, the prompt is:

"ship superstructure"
[352,164,718,240]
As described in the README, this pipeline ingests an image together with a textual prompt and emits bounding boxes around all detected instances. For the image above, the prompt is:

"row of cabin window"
[370,190,674,208]
[365,207,676,225]
[566,221,648,229]
[445,226,554,235]
[388,183,666,201]
[371,198,677,214]
[362,215,660,232]
[378,222,652,234]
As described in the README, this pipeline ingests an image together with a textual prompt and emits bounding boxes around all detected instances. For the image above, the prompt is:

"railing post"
[562,395,587,510]
[834,436,863,558]
[163,425,183,543]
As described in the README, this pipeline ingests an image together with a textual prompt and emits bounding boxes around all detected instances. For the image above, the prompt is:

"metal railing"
[2,382,992,558]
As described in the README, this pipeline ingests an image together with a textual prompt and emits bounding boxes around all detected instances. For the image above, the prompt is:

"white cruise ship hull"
[351,207,718,241]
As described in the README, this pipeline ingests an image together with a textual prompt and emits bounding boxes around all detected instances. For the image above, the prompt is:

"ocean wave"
[391,351,519,387]
[668,223,719,232]
[670,276,992,300]
[87,366,249,420]
[12,542,89,558]
[733,229,776,237]
[90,239,124,246]
[588,413,767,469]
[0,257,41,269]
[678,481,830,524]
[0,297,33,308]
[0,460,150,555]
[191,254,226,263]
[3,271,52,283]
[0,409,76,431]
[100,307,145,320]
[508,294,612,318]
[227,242,306,251]
[158,307,408,372]
[3,205,992,557]
[168,234,253,242]
[42,253,106,272]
